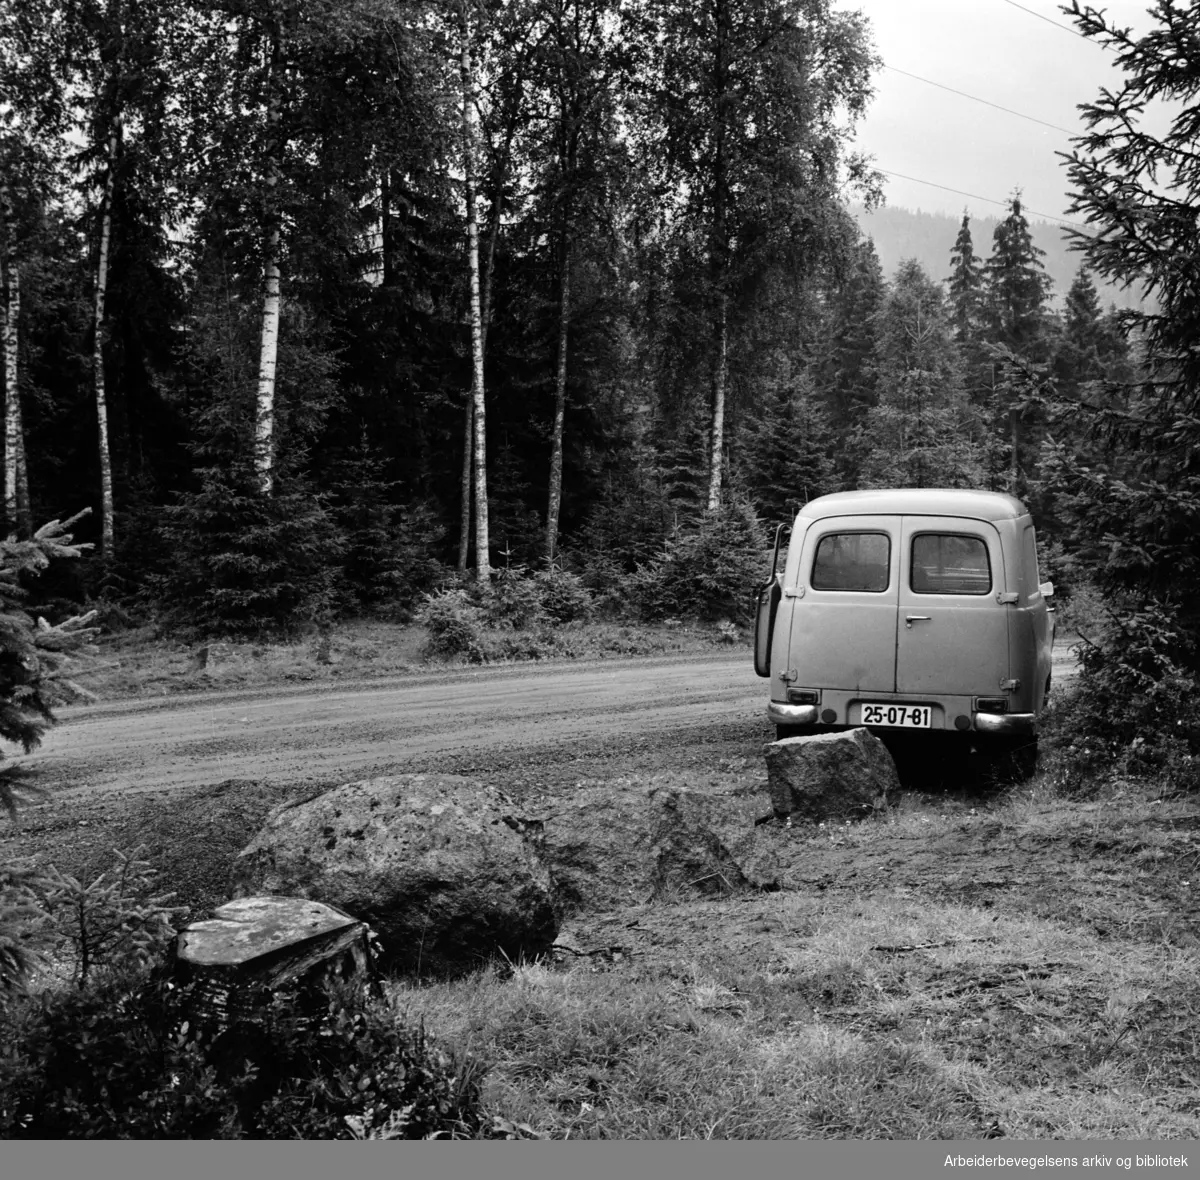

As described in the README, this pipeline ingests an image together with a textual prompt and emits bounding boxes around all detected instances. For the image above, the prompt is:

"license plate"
[860,703,932,728]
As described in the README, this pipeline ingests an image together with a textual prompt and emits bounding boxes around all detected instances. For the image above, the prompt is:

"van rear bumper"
[767,697,1037,735]
[973,712,1037,736]
[767,702,820,726]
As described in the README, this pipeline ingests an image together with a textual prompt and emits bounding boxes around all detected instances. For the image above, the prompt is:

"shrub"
[159,465,343,643]
[532,568,594,624]
[36,847,185,988]
[1050,596,1200,790]
[626,498,766,624]
[0,971,484,1139]
[416,589,487,663]
[483,568,546,630]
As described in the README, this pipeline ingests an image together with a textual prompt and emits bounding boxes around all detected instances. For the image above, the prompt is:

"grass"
[10,619,1200,1139]
[392,833,1200,1140]
[74,617,742,702]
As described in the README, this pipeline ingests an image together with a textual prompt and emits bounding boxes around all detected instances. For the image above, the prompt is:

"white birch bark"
[706,291,728,511]
[94,119,121,555]
[458,400,472,571]
[460,0,489,582]
[255,41,283,496]
[1,177,18,535]
[544,242,570,564]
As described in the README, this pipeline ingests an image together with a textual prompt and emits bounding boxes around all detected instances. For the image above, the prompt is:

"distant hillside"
[849,204,1148,311]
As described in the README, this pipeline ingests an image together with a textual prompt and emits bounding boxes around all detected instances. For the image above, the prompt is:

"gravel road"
[26,640,1081,802]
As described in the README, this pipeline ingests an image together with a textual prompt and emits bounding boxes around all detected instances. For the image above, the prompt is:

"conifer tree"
[859,260,983,489]
[982,193,1053,356]
[0,512,97,817]
[947,212,983,343]
[1042,1,1200,731]
[820,237,884,448]
[740,374,839,521]
[979,194,1054,493]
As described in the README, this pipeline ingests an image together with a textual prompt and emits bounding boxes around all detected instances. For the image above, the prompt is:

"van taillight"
[975,698,1008,714]
[787,689,819,705]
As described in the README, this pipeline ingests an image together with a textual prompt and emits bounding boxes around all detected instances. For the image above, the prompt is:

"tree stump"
[173,896,377,1033]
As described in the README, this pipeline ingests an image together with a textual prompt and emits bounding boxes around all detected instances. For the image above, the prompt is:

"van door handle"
[905,615,931,629]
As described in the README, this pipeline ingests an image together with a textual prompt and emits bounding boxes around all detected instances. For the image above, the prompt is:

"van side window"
[911,534,991,595]
[811,532,890,592]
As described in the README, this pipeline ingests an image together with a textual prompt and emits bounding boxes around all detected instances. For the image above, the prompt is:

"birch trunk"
[13,384,29,537]
[457,401,472,571]
[94,119,121,555]
[706,291,727,511]
[544,241,570,565]
[460,1,489,582]
[706,0,729,513]
[255,40,283,497]
[1,177,18,535]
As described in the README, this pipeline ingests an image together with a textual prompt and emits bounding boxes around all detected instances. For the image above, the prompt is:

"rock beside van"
[764,728,898,821]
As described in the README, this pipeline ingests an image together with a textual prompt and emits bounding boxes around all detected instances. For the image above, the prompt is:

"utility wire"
[997,0,1102,44]
[883,65,1078,136]
[873,169,1091,231]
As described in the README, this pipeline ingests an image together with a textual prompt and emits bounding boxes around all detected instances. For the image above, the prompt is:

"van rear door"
[790,514,899,692]
[896,516,1008,696]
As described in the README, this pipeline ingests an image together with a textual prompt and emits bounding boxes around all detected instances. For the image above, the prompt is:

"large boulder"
[533,778,780,913]
[231,775,557,976]
[764,728,898,821]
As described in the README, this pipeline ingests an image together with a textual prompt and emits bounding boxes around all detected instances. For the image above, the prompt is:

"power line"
[873,169,1091,231]
[883,65,1077,136]
[997,0,1101,44]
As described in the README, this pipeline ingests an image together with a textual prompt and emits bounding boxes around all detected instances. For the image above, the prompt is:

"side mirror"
[1039,581,1055,599]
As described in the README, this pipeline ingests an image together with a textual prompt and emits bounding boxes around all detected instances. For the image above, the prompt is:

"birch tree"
[649,0,878,510]
[460,0,490,582]
[92,117,120,552]
[0,172,24,537]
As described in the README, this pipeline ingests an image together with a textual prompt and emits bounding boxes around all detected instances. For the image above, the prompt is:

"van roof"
[797,488,1030,522]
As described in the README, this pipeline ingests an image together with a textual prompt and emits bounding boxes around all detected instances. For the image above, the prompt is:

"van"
[754,489,1055,775]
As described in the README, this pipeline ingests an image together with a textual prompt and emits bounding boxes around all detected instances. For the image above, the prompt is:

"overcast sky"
[835,0,1159,224]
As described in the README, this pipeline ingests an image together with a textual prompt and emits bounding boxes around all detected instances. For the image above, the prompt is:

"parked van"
[754,489,1055,773]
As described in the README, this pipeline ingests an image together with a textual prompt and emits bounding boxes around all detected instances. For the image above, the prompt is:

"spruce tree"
[0,512,97,817]
[740,374,839,521]
[947,212,983,343]
[859,260,983,490]
[1041,0,1200,746]
[982,194,1053,357]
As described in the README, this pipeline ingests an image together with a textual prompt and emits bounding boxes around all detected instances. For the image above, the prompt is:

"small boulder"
[231,775,557,976]
[764,728,897,821]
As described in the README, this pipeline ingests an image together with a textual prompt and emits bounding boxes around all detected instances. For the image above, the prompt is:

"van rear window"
[811,532,890,592]
[911,534,991,595]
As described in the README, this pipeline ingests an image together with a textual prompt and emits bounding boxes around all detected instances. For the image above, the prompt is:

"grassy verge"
[75,617,743,702]
[391,771,1200,1140]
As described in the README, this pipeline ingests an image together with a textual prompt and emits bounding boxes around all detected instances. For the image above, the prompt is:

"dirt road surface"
[26,642,1081,802]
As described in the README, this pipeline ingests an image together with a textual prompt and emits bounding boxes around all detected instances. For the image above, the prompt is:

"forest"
[0,0,1198,752]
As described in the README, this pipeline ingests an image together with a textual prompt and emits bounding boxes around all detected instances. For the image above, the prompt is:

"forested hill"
[850,204,1147,310]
